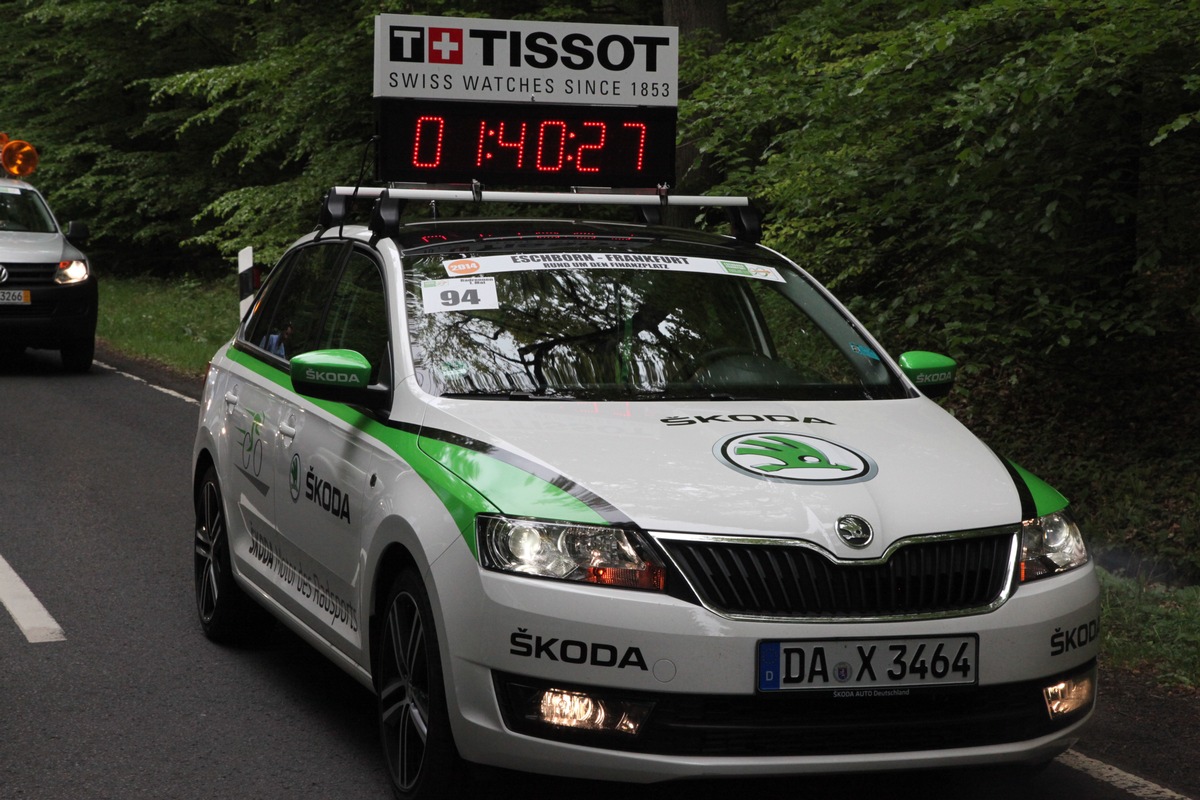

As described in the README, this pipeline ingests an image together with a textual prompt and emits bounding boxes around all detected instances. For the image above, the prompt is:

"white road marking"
[1061,749,1194,800]
[94,360,199,405]
[0,553,65,643]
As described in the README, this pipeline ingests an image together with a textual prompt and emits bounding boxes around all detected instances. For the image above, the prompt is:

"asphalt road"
[1,345,1193,800]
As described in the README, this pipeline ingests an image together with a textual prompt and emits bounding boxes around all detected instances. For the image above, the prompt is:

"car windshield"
[0,187,57,234]
[403,250,908,401]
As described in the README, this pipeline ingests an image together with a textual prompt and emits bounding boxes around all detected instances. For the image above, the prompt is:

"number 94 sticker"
[421,277,500,314]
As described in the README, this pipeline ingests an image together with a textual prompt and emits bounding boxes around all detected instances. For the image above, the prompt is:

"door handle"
[224,389,239,406]
[280,419,297,440]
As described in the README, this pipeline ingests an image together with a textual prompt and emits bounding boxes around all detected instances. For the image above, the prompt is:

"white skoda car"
[192,189,1099,799]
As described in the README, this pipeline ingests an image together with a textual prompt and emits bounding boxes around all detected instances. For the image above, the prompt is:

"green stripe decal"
[1007,460,1069,517]
[225,348,608,554]
[417,438,608,527]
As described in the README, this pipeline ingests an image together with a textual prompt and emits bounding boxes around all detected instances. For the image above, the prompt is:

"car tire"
[376,568,472,800]
[193,465,260,641]
[60,336,94,373]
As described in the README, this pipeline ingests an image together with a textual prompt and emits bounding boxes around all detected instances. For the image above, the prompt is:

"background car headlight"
[479,515,666,591]
[55,259,89,285]
[1020,510,1089,582]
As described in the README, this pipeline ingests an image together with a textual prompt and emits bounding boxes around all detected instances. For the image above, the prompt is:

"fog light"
[1043,668,1096,720]
[538,688,651,735]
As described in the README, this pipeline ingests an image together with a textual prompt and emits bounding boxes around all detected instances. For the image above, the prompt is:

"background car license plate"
[0,289,30,304]
[758,635,978,691]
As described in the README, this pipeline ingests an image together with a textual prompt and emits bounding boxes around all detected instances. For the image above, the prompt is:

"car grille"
[1,262,59,285]
[0,304,44,318]
[656,528,1017,619]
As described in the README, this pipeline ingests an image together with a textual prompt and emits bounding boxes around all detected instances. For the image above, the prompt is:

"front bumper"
[492,660,1096,757]
[0,278,98,348]
[429,537,1100,782]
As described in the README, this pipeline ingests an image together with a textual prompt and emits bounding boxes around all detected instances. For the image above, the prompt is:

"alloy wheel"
[379,589,432,792]
[194,477,224,625]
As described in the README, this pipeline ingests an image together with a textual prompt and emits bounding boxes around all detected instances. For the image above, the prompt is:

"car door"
[233,239,351,610]
[272,246,392,658]
[220,253,301,575]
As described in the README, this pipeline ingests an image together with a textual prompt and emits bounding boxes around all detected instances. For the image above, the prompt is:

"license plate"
[758,635,978,692]
[0,289,30,304]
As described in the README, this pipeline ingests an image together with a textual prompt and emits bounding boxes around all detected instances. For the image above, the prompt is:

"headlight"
[479,515,666,591]
[1020,510,1089,582]
[55,259,89,285]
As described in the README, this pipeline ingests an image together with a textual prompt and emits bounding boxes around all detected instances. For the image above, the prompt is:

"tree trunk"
[663,0,729,49]
[662,0,728,220]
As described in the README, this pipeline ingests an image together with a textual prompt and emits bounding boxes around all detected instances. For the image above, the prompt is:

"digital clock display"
[376,98,676,188]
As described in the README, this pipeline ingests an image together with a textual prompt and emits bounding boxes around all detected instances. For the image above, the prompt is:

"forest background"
[2,0,1197,681]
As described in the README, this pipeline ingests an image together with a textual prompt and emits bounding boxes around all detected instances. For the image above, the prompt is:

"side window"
[319,251,390,383]
[240,254,291,344]
[244,242,349,361]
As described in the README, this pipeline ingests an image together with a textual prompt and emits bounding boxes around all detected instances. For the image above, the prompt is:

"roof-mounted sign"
[373,14,679,189]
[373,15,678,106]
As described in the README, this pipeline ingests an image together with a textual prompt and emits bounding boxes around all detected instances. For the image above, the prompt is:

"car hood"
[0,231,81,263]
[417,396,1023,559]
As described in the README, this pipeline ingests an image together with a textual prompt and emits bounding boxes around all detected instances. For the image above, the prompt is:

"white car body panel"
[420,395,1017,547]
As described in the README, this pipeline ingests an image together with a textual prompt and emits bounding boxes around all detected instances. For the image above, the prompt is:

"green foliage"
[685,0,1200,362]
[944,331,1200,587]
[1100,570,1200,690]
[97,272,240,371]
[144,2,380,264]
[0,0,243,272]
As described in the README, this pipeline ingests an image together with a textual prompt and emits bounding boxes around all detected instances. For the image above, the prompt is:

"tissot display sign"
[374,15,678,106]
[373,15,679,187]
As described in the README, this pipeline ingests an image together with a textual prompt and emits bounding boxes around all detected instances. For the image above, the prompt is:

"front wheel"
[376,569,471,799]
[193,465,260,641]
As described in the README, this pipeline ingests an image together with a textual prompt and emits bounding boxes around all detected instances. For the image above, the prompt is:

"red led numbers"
[378,99,676,187]
[470,118,636,175]
[412,116,446,168]
[622,122,646,171]
[575,122,606,173]
[494,120,527,167]
[535,120,567,172]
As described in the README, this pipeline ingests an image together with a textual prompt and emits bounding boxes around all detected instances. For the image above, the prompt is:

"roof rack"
[319,185,763,244]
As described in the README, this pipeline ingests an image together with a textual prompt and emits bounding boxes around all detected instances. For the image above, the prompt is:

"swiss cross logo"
[427,27,464,64]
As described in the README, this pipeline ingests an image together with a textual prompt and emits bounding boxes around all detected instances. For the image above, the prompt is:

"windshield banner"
[440,253,785,282]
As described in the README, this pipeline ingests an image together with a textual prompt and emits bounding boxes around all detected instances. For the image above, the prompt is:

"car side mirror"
[291,349,390,410]
[898,351,957,399]
[65,220,90,243]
